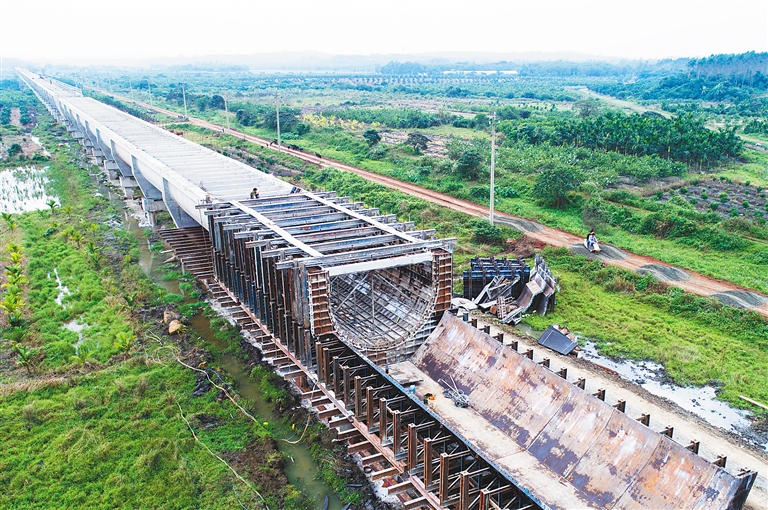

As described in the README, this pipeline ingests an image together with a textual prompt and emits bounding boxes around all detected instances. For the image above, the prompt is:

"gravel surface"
[569,243,629,260]
[711,290,768,309]
[636,263,691,282]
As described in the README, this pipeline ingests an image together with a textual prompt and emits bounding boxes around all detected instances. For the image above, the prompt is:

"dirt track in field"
[118,94,768,319]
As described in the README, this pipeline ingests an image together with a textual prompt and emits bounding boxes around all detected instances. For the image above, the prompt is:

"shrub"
[742,200,750,208]
[708,202,719,211]
[719,192,729,203]
[533,166,583,208]
[605,275,636,293]
[472,220,506,245]
[366,144,388,160]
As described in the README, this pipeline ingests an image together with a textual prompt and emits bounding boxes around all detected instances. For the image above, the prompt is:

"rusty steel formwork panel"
[310,334,541,510]
[410,314,756,510]
[201,193,455,364]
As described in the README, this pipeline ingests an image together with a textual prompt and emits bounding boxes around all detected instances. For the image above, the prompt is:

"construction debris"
[500,254,559,324]
[538,324,579,355]
[439,377,469,408]
[462,256,528,301]
[462,255,558,325]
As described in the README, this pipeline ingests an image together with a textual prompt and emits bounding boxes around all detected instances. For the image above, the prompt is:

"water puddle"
[29,135,52,157]
[580,341,752,434]
[516,324,757,441]
[190,316,344,510]
[0,166,58,213]
[63,319,88,354]
[98,176,343,506]
[97,179,179,295]
[50,268,71,307]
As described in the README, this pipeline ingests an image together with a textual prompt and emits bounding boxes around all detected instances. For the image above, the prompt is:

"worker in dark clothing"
[250,187,260,199]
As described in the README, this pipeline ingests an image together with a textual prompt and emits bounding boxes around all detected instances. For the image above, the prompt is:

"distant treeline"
[319,105,532,130]
[687,52,768,78]
[591,72,768,102]
[501,112,743,167]
[379,52,768,80]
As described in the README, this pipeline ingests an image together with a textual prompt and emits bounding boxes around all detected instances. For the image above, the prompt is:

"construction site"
[20,69,763,510]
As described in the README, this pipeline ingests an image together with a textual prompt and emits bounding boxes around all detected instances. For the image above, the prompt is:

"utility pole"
[490,112,496,225]
[129,78,134,101]
[275,91,281,153]
[224,93,230,133]
[147,79,153,107]
[181,85,188,119]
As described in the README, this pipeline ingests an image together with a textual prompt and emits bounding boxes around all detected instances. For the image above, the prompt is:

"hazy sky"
[1,0,766,63]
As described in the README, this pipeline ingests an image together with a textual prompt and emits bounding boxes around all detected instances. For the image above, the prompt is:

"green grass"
[525,248,768,409]
[0,106,316,509]
[295,162,768,411]
[0,360,273,509]
[101,91,768,413]
[719,150,768,187]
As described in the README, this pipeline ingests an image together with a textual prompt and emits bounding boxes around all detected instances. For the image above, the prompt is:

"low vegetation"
[0,94,341,508]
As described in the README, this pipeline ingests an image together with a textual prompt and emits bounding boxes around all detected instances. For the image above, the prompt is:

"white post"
[182,85,188,119]
[490,112,496,225]
[224,93,230,133]
[275,91,281,153]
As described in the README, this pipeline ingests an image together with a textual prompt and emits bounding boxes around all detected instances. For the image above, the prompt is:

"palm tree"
[46,199,59,215]
[113,331,135,352]
[70,344,97,368]
[5,242,22,255]
[13,344,38,375]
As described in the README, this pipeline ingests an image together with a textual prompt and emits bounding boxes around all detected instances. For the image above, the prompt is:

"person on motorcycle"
[586,230,598,253]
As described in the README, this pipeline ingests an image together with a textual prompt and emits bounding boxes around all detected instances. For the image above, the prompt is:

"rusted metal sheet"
[411,320,498,395]
[472,349,574,448]
[528,390,614,476]
[411,313,754,509]
[565,410,662,508]
[613,435,725,509]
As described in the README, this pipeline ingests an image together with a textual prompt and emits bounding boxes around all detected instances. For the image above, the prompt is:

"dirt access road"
[113,93,768,318]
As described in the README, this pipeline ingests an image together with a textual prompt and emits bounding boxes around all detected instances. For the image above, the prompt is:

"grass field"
[0,111,320,509]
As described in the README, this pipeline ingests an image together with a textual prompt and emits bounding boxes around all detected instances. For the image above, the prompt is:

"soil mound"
[636,264,691,282]
[569,243,628,261]
[495,216,543,233]
[711,290,768,309]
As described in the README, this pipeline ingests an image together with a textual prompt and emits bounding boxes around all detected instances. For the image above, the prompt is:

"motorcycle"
[584,238,601,254]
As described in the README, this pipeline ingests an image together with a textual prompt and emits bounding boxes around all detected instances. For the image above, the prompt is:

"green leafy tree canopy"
[533,166,584,208]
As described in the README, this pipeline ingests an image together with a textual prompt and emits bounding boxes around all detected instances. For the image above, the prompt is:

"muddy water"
[98,181,179,295]
[99,177,343,507]
[190,315,343,510]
